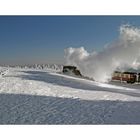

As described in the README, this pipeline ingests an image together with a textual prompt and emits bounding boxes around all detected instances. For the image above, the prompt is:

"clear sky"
[0,16,140,65]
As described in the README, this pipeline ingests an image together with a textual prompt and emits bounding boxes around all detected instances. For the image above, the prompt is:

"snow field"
[0,67,140,124]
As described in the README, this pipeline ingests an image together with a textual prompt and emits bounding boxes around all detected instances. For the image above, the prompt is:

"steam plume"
[64,25,140,82]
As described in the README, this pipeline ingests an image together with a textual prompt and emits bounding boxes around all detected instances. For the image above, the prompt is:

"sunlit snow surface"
[0,67,140,124]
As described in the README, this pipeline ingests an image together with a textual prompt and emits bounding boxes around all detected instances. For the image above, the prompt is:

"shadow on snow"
[0,93,140,124]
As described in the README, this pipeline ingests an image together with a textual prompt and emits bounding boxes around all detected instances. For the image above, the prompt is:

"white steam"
[64,25,140,82]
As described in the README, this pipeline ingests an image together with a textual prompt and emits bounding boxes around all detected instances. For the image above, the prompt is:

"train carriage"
[112,71,140,83]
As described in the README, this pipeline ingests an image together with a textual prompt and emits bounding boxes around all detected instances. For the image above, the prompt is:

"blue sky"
[0,16,140,65]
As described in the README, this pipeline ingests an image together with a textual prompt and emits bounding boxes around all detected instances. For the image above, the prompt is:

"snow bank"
[64,25,140,82]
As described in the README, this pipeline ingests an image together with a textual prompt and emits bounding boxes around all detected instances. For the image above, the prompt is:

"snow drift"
[64,24,140,82]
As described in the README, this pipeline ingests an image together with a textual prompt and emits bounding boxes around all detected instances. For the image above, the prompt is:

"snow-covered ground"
[0,67,140,124]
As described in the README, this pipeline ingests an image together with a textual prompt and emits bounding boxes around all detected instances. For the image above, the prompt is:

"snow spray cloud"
[64,25,140,82]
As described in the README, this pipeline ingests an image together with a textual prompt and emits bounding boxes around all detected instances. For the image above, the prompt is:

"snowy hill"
[0,67,140,124]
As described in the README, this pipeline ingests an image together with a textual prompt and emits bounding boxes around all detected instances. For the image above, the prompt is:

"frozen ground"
[0,67,140,124]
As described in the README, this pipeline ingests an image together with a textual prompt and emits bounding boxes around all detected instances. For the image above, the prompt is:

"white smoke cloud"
[64,24,140,83]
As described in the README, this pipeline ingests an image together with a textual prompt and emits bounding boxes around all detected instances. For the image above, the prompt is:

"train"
[112,71,140,83]
[62,66,140,84]
[62,66,82,77]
